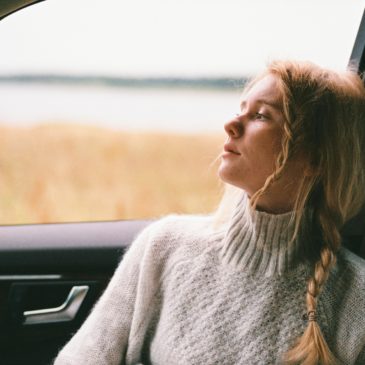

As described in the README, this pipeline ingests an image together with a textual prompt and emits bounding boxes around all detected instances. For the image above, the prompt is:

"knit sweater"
[54,193,365,365]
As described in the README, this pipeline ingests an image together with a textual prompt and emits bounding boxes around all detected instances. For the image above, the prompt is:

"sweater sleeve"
[53,222,159,365]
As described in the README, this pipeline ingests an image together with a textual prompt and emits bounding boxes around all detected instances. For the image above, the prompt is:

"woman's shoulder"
[140,213,225,242]
[144,213,218,239]
[130,213,222,265]
[324,247,365,312]
[336,246,365,285]
[321,247,365,360]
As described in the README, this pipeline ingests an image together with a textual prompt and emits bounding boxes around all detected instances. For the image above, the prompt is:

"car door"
[0,219,152,365]
[0,3,364,365]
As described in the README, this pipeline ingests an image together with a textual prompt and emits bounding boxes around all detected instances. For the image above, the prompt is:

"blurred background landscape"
[0,123,223,224]
[0,76,237,224]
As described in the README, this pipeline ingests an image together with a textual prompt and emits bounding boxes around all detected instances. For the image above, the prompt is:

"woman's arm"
[53,223,157,365]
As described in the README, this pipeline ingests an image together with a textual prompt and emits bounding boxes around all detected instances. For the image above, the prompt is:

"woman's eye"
[255,112,267,120]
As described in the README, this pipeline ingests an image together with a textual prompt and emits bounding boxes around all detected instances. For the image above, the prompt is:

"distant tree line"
[0,74,249,90]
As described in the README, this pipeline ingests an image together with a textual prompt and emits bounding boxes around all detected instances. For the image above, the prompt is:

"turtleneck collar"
[219,192,310,276]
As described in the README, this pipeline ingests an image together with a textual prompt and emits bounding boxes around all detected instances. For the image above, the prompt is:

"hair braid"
[284,199,341,365]
[250,149,287,209]
[251,119,292,210]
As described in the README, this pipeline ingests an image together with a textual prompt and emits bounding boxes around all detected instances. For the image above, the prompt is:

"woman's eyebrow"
[240,99,281,111]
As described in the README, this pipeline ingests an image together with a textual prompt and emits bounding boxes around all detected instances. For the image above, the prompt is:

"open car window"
[0,0,364,225]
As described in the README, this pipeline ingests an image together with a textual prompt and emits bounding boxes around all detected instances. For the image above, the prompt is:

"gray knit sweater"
[54,194,365,365]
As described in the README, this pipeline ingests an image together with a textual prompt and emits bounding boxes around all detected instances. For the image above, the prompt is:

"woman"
[54,60,365,365]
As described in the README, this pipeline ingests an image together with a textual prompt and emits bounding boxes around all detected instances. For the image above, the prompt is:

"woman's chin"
[218,165,239,186]
[217,163,229,182]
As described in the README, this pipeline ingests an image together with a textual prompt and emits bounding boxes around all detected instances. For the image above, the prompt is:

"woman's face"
[218,74,307,213]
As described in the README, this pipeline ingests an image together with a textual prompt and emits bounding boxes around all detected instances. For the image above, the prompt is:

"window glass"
[0,0,363,224]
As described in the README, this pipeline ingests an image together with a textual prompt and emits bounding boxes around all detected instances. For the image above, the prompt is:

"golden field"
[0,123,225,224]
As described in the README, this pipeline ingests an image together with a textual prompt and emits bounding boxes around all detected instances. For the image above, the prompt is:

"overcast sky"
[0,0,363,77]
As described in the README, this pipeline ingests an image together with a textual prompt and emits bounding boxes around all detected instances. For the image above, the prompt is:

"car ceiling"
[0,0,45,20]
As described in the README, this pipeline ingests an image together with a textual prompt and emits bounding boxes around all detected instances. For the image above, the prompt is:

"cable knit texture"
[54,193,365,365]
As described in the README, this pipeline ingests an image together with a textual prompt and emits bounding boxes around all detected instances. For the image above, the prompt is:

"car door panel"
[0,220,150,365]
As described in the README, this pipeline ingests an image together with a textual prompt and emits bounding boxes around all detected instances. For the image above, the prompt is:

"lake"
[0,83,243,133]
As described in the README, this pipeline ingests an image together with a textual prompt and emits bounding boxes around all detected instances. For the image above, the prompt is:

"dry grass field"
[0,123,224,224]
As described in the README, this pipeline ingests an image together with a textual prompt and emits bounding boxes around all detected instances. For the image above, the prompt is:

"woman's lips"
[223,144,240,155]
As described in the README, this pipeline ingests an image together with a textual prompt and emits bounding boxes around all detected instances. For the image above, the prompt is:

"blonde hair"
[218,60,365,364]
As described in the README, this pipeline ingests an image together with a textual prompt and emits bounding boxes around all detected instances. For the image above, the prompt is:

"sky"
[0,0,363,77]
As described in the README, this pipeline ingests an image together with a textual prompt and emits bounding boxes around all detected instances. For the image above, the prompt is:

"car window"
[0,0,363,224]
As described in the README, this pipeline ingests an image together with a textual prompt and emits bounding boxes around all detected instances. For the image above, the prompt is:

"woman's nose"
[224,117,243,138]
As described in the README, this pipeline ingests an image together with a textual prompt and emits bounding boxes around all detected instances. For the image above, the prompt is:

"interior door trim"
[0,275,62,281]
[23,285,89,325]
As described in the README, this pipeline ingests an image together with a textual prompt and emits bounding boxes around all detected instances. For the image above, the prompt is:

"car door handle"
[23,285,89,325]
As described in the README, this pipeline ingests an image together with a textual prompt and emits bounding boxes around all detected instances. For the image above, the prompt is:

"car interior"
[0,2,364,364]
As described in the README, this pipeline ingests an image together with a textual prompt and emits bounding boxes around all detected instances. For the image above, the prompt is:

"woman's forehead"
[240,74,283,110]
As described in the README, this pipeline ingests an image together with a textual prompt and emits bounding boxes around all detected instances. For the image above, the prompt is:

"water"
[0,83,242,133]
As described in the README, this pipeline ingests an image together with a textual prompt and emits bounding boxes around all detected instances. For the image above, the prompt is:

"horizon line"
[0,73,250,90]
